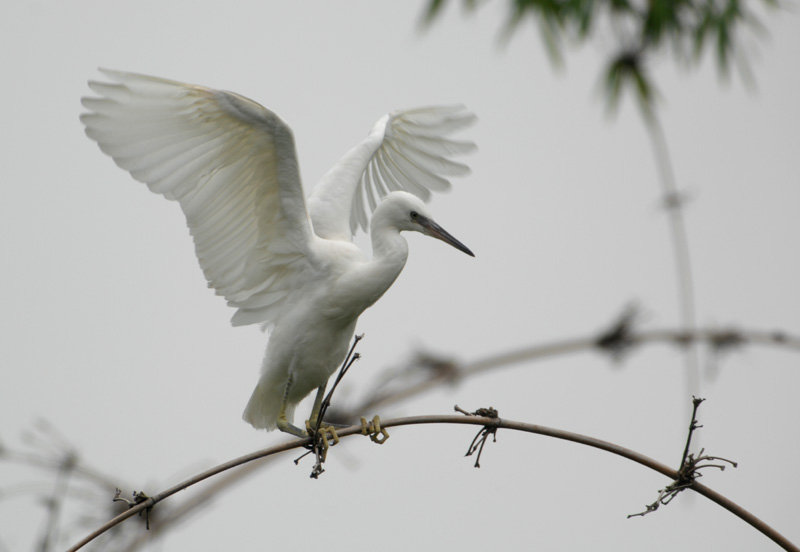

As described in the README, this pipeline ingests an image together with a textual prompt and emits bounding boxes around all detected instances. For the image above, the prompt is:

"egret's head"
[378,191,474,257]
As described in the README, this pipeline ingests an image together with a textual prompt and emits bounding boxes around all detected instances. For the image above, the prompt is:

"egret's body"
[81,70,475,437]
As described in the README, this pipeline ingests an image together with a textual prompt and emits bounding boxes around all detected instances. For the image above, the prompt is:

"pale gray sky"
[1,2,798,551]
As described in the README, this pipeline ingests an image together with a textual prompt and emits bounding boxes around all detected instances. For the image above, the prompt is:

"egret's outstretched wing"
[307,106,476,240]
[81,69,318,327]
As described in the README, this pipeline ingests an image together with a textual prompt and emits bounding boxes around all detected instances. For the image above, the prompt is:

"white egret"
[81,70,475,440]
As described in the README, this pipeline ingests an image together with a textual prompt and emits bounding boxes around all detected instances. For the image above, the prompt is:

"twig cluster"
[455,405,499,468]
[113,489,153,530]
[629,397,737,518]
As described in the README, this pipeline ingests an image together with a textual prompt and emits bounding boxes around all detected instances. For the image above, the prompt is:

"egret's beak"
[418,216,475,257]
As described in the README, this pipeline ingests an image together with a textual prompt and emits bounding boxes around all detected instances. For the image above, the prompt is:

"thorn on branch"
[455,405,499,468]
[415,351,461,385]
[595,303,643,361]
[113,488,153,530]
[709,329,745,355]
[629,397,737,519]
[771,330,787,344]
[661,189,693,212]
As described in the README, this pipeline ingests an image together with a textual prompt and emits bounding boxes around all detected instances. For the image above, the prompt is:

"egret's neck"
[365,214,409,297]
[325,219,407,322]
[370,210,409,263]
[323,206,410,321]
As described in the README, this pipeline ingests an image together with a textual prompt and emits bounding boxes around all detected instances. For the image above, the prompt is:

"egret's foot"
[305,420,339,462]
[277,415,308,438]
[361,415,390,444]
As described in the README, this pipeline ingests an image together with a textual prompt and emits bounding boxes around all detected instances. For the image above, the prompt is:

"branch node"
[595,303,643,361]
[455,405,499,468]
[661,189,693,211]
[629,397,737,518]
[113,488,153,530]
[709,328,745,355]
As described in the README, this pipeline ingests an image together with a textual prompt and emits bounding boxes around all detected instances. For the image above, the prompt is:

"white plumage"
[81,70,475,435]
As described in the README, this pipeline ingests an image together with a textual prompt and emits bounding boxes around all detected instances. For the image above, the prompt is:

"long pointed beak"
[419,216,475,257]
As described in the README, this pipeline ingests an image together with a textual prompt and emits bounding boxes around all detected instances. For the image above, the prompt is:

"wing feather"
[307,105,476,240]
[81,69,319,327]
[377,148,434,200]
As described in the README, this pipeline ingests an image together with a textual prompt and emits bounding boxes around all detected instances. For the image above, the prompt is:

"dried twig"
[295,334,364,479]
[629,397,737,518]
[316,334,364,433]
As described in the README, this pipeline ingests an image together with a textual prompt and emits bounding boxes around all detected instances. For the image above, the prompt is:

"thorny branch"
[629,397,737,519]
[64,413,797,552]
[337,318,800,421]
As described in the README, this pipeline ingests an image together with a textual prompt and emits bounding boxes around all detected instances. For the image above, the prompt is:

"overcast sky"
[1,2,798,551]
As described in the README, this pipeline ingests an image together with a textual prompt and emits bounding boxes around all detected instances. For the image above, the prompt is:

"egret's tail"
[242,379,294,431]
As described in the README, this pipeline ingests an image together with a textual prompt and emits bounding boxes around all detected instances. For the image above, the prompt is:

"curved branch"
[66,414,798,552]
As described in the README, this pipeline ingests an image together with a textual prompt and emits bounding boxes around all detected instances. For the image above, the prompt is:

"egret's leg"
[275,375,307,438]
[277,406,308,438]
[361,415,390,444]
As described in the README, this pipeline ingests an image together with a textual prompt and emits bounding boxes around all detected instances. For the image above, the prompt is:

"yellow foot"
[361,415,390,444]
[305,420,339,461]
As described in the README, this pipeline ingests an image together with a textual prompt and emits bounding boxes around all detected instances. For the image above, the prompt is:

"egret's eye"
[410,211,419,221]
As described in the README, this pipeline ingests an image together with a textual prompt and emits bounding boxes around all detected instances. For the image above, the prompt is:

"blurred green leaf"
[423,0,777,114]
